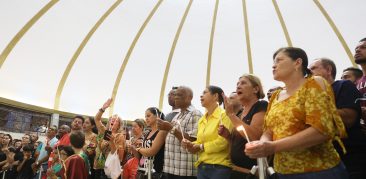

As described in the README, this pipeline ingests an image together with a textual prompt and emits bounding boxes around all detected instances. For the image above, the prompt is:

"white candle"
[57,145,61,161]
[219,113,223,125]
[177,120,185,140]
[236,125,250,142]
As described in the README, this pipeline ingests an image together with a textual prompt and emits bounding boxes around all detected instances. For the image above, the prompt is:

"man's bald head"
[58,124,71,138]
[179,86,193,98]
[175,86,193,109]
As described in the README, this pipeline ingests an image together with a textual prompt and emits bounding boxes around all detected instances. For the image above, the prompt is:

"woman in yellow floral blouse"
[245,47,348,178]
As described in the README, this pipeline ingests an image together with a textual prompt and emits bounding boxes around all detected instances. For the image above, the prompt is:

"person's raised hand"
[157,119,173,131]
[102,98,113,110]
[222,93,234,116]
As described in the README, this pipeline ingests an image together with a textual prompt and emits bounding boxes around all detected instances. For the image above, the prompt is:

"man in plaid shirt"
[158,86,202,179]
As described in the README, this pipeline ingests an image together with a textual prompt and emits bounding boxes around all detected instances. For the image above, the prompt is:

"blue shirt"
[37,136,58,164]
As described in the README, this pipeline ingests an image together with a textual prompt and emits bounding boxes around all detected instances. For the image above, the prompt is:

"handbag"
[104,151,122,179]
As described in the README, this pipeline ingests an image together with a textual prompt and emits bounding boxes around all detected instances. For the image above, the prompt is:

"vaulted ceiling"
[0,0,365,119]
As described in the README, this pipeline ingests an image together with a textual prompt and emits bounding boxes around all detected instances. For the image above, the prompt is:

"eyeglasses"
[73,121,82,124]
[168,93,176,97]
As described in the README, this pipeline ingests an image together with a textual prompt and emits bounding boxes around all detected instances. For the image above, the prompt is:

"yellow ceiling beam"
[313,0,356,67]
[206,0,219,86]
[0,0,59,69]
[159,0,193,110]
[242,0,253,74]
[54,0,123,110]
[272,0,292,47]
[110,0,164,116]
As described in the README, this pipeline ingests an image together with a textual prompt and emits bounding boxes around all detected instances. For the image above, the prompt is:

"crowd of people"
[1,38,366,179]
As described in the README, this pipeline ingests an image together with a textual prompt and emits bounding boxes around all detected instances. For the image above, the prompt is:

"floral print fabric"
[264,76,346,174]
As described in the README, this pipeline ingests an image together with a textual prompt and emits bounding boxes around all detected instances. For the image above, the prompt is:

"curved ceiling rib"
[242,0,253,74]
[54,0,124,110]
[313,0,356,67]
[206,0,219,86]
[110,0,164,116]
[0,0,59,69]
[158,0,193,110]
[1,0,365,119]
[272,0,293,47]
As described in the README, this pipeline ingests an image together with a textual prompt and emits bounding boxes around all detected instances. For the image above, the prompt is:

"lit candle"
[57,145,61,161]
[236,125,250,142]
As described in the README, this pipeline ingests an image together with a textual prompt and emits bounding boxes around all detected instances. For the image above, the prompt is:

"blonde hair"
[109,114,126,132]
[239,74,265,99]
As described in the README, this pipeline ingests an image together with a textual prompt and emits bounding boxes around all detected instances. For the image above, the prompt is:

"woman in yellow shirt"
[182,85,233,179]
[245,47,348,178]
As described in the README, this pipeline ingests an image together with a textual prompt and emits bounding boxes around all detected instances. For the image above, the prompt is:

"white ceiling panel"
[1,0,365,119]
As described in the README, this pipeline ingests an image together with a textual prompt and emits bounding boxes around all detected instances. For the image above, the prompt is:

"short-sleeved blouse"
[264,76,346,174]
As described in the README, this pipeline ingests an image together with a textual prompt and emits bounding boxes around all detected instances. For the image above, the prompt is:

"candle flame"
[236,125,245,131]
[236,125,250,142]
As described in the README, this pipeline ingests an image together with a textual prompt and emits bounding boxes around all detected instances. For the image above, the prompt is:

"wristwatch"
[170,126,176,134]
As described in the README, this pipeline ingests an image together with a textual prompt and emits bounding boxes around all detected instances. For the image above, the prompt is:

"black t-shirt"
[5,149,24,178]
[332,80,366,155]
[139,130,165,173]
[0,150,6,162]
[230,100,268,169]
[17,157,35,179]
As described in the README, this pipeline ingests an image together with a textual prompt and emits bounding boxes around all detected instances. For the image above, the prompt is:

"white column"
[51,113,60,127]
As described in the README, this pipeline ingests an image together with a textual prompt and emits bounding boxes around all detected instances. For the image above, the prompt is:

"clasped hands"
[181,139,201,153]
[244,140,275,159]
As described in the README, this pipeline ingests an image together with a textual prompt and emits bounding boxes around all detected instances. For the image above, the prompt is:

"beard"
[355,57,366,64]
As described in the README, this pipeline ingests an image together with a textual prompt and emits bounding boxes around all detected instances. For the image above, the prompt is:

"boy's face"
[23,151,32,158]
[15,141,22,148]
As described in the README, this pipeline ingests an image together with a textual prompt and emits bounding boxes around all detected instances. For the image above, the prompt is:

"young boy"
[58,131,89,179]
[17,144,35,179]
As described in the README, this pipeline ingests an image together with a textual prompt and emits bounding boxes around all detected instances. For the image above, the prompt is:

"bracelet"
[99,108,105,113]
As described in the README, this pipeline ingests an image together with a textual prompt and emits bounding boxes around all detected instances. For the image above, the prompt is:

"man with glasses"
[165,87,180,122]
[46,124,71,177]
[32,125,58,179]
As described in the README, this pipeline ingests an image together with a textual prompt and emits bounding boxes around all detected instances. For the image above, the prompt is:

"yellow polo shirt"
[193,106,233,167]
